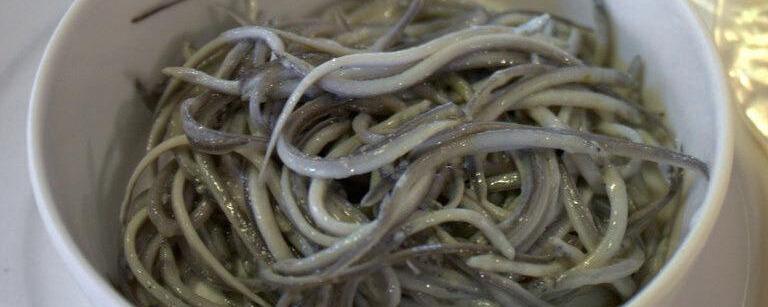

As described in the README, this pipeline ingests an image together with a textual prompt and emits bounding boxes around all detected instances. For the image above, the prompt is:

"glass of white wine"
[704,0,768,152]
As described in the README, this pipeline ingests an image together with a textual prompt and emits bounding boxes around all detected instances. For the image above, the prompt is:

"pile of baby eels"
[119,0,710,306]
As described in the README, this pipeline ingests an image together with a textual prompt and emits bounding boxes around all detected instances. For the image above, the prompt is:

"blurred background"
[0,0,765,305]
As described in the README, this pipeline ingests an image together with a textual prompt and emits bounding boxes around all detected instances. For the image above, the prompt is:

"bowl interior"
[30,0,730,305]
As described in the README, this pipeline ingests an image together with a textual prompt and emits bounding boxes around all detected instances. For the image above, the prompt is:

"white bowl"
[28,0,733,305]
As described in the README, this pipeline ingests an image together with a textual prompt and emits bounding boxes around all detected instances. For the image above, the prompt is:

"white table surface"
[0,0,89,306]
[1,0,766,306]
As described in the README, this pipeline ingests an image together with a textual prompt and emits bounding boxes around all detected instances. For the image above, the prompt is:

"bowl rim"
[625,0,734,304]
[26,0,133,305]
[26,0,733,305]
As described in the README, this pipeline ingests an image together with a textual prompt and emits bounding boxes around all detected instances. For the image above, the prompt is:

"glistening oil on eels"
[120,0,709,306]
